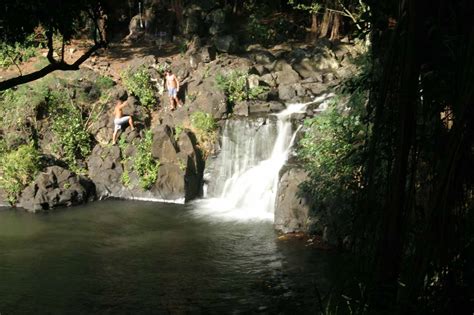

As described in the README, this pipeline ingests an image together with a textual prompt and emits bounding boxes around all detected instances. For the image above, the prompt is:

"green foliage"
[216,70,268,106]
[216,70,248,103]
[246,14,274,44]
[190,111,218,134]
[190,111,218,158]
[121,168,131,187]
[248,85,269,100]
[0,33,39,69]
[0,143,41,204]
[134,130,160,190]
[174,124,184,141]
[288,0,322,14]
[0,79,53,149]
[95,75,115,91]
[49,89,91,172]
[121,66,156,110]
[298,93,367,233]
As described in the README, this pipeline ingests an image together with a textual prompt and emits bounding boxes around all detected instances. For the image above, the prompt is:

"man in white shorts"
[165,69,181,111]
[112,99,134,144]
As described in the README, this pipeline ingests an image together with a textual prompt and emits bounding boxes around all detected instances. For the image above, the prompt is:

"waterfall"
[193,103,310,221]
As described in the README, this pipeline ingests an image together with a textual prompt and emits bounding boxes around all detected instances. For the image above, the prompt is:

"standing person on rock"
[164,69,181,111]
[112,99,134,144]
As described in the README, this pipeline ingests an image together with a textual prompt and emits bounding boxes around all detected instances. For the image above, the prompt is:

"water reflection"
[0,200,339,313]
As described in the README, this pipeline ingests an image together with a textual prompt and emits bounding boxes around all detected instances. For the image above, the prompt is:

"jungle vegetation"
[0,0,472,313]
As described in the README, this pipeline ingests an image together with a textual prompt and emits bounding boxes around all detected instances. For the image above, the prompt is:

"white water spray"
[193,98,330,222]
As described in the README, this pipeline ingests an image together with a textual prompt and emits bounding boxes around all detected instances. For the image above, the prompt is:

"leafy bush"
[216,70,268,106]
[134,130,160,190]
[0,143,41,204]
[246,14,274,44]
[174,124,184,141]
[0,34,39,69]
[95,75,115,91]
[121,66,156,110]
[49,89,91,171]
[190,111,218,158]
[0,80,52,149]
[298,94,366,233]
[248,85,269,100]
[216,70,248,103]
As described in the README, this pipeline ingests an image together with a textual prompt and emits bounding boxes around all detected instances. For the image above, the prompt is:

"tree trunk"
[307,13,318,42]
[371,0,421,309]
[329,12,340,40]
[319,9,332,38]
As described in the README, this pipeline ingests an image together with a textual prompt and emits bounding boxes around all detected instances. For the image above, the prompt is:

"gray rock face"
[187,77,227,119]
[278,84,297,101]
[86,126,204,203]
[183,5,204,36]
[274,167,311,233]
[87,145,123,198]
[18,166,96,212]
[214,35,238,53]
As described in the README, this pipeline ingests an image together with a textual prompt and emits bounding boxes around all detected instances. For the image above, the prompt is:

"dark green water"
[0,200,339,314]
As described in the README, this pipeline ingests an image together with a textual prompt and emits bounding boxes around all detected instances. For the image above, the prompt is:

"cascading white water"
[193,103,311,221]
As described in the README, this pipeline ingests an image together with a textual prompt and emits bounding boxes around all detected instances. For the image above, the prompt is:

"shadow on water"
[0,199,343,313]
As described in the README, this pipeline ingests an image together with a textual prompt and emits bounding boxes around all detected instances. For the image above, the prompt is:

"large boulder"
[183,5,204,37]
[187,76,227,119]
[274,166,311,233]
[87,144,123,198]
[18,166,96,212]
[214,35,238,53]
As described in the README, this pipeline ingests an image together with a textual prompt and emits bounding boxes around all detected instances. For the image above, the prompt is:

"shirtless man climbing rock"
[112,99,134,144]
[165,69,181,111]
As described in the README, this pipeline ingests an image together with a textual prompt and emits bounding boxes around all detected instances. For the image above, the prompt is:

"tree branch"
[0,41,105,91]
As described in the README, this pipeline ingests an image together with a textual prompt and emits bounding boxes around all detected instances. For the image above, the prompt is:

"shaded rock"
[18,166,96,212]
[248,49,276,65]
[200,45,216,63]
[151,163,185,199]
[275,65,300,86]
[87,144,123,198]
[0,188,9,207]
[151,125,178,162]
[214,35,238,53]
[233,100,249,117]
[247,100,285,115]
[274,167,311,233]
[260,73,277,87]
[183,5,204,37]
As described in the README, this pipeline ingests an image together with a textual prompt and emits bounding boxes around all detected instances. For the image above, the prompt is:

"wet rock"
[87,144,123,198]
[274,166,311,233]
[18,166,96,212]
[151,163,185,199]
[0,188,9,207]
[151,125,179,163]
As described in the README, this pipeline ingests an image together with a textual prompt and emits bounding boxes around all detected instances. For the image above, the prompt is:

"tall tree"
[364,0,474,311]
[0,0,108,91]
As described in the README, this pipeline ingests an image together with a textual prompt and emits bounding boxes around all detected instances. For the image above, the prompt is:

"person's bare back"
[112,100,134,144]
[114,101,126,118]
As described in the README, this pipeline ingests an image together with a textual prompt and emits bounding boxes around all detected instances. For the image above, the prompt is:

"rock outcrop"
[274,166,312,233]
[18,166,96,212]
[0,35,364,233]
